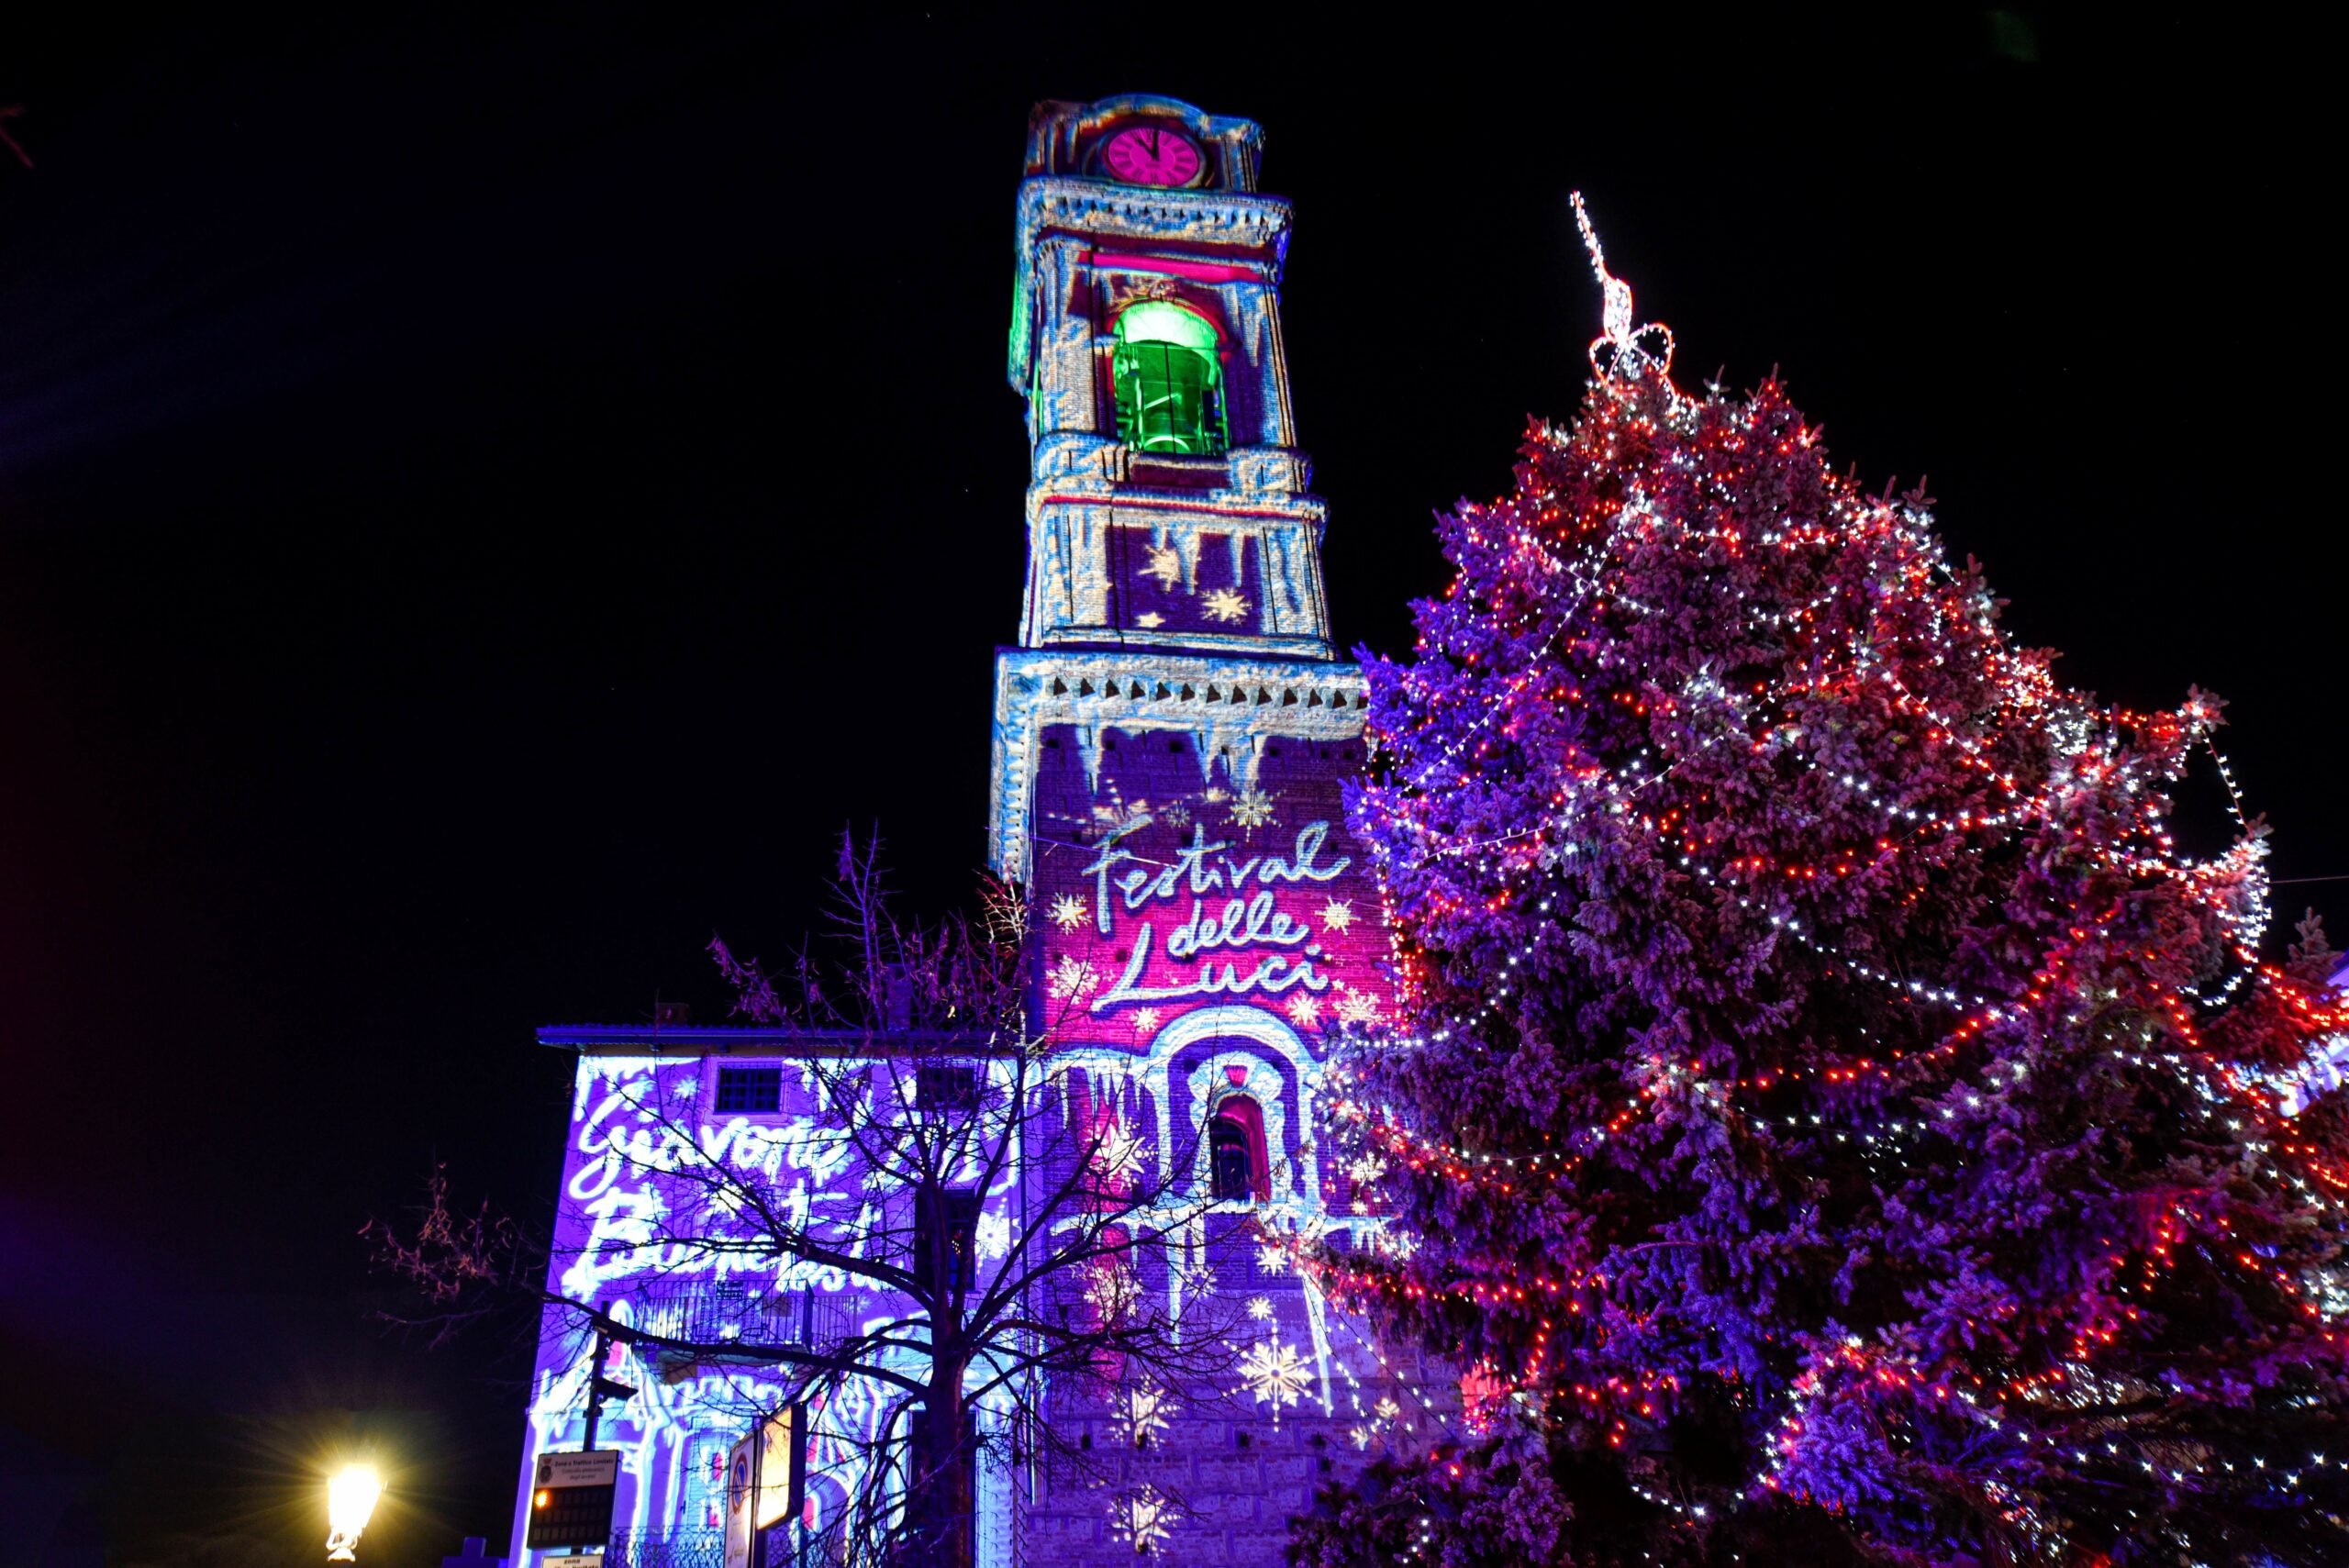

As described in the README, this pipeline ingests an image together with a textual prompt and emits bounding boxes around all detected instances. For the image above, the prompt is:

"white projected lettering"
[1081,822,1351,1013]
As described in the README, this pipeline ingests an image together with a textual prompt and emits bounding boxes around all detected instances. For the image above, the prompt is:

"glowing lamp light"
[325,1464,384,1562]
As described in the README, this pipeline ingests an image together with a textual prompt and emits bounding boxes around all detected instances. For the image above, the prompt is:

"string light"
[1296,194,2349,1562]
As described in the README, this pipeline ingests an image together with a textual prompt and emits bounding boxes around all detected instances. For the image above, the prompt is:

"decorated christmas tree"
[1293,201,2349,1565]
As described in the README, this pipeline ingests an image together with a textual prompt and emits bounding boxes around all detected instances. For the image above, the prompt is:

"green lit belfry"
[990,93,1350,891]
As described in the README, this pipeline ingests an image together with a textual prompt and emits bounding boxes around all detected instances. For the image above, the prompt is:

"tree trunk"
[906,1359,971,1568]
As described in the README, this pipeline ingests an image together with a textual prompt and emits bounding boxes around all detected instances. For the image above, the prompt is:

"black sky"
[1,10,2335,1564]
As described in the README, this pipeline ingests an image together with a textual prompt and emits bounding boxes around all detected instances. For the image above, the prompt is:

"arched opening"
[1110,300,1228,456]
[1208,1095,1268,1201]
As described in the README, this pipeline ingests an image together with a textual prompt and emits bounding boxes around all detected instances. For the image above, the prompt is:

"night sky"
[1,11,2333,1565]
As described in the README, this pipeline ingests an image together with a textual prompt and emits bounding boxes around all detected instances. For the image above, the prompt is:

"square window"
[714,1065,783,1114]
[914,1189,982,1298]
[915,1064,979,1111]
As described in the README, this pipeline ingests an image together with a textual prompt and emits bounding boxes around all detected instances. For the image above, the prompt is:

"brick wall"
[1019,689,1455,1565]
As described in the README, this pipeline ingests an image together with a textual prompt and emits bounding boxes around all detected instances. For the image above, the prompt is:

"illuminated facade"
[511,1037,1037,1568]
[986,95,1419,1566]
[510,96,1432,1568]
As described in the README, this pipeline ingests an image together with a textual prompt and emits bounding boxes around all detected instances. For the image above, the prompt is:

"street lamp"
[325,1464,384,1562]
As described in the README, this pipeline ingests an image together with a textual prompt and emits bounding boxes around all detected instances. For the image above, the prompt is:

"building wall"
[508,1048,1033,1566]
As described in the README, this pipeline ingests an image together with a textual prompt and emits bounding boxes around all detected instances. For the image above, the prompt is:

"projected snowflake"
[1229,786,1275,829]
[1086,1260,1142,1323]
[1350,1396,1408,1451]
[1238,1339,1312,1410]
[1108,1380,1178,1448]
[1108,1484,1175,1556]
[1046,954,1097,1001]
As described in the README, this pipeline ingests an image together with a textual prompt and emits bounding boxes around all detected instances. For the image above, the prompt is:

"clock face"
[1100,124,1205,187]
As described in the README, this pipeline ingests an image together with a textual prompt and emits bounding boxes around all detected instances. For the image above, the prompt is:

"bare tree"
[374,831,1248,1568]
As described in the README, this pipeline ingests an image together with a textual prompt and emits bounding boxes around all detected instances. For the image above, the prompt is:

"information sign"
[725,1407,806,1568]
[534,1451,620,1488]
[525,1449,622,1551]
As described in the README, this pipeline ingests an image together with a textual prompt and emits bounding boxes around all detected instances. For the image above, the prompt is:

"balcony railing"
[605,1528,725,1568]
[607,1518,854,1568]
[617,1280,863,1361]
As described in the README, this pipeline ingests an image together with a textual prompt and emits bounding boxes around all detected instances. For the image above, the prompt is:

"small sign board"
[754,1406,802,1529]
[534,1451,621,1488]
[542,1557,606,1568]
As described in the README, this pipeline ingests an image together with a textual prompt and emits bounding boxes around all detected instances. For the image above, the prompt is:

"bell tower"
[987,101,1409,1562]
[989,94,1367,891]
[1001,94,1331,662]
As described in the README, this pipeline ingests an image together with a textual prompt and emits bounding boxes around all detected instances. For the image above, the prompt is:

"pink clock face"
[1100,125,1204,187]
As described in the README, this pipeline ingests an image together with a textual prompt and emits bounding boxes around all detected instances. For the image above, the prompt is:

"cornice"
[1015,176,1294,261]
[985,647,1365,883]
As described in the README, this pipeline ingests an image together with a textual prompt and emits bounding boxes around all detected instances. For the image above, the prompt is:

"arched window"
[1111,301,1227,457]
[1208,1095,1267,1201]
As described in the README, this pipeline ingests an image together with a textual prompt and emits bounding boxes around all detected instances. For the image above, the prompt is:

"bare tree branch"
[371,829,1250,1568]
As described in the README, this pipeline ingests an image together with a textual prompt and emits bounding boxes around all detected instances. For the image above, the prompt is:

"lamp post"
[325,1464,384,1562]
